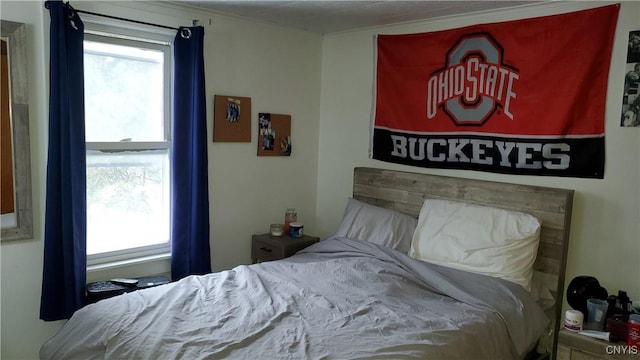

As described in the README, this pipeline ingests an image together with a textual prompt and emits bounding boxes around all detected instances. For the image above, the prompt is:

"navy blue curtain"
[40,0,87,321]
[171,26,211,280]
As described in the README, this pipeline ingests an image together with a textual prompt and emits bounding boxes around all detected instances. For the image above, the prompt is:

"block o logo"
[426,32,520,126]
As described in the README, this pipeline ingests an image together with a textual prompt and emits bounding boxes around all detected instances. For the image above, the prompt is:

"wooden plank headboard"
[352,167,574,357]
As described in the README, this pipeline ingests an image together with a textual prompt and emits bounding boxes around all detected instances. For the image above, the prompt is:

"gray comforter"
[40,237,548,359]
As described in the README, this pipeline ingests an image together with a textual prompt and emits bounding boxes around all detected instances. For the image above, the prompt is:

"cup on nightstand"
[585,298,609,331]
[289,222,303,238]
[270,224,284,237]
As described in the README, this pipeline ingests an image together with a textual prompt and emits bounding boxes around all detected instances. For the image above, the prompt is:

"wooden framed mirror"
[1,20,33,241]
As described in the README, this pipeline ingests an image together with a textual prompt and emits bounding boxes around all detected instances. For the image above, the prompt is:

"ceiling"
[176,1,541,34]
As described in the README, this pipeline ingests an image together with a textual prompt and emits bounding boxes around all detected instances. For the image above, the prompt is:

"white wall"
[0,1,322,358]
[2,0,638,357]
[204,8,322,271]
[0,2,59,357]
[317,0,640,313]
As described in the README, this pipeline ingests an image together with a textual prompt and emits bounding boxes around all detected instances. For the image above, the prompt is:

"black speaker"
[566,276,608,315]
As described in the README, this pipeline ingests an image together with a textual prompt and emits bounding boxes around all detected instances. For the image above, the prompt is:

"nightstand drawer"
[252,239,286,262]
[558,345,604,360]
[251,234,320,263]
[558,329,638,359]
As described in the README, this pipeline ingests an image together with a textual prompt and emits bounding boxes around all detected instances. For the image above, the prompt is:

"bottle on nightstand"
[284,208,297,233]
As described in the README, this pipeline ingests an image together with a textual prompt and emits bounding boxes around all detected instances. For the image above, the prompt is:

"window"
[84,28,172,264]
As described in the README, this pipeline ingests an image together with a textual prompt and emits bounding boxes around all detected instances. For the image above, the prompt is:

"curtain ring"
[65,3,79,30]
[180,28,192,39]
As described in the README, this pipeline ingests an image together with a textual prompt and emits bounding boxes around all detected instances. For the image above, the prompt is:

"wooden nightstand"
[251,233,319,263]
[557,329,638,360]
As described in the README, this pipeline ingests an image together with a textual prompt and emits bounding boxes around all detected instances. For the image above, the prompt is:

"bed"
[40,167,574,360]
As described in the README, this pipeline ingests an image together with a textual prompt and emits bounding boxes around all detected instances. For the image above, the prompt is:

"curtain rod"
[74,9,180,31]
[44,2,199,37]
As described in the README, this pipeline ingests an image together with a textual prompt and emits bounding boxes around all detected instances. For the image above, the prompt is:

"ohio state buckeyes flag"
[372,5,619,178]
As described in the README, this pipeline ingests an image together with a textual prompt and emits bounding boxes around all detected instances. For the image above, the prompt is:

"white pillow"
[335,198,417,253]
[408,199,541,291]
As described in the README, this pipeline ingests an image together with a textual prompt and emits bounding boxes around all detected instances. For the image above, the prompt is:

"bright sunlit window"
[84,31,171,263]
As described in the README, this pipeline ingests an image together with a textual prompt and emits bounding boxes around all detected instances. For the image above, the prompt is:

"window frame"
[83,21,174,267]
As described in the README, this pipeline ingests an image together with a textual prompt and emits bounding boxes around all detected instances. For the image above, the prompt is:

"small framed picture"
[213,95,252,141]
[257,113,291,156]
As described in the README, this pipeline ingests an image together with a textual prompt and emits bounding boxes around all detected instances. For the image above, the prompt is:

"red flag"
[373,5,619,178]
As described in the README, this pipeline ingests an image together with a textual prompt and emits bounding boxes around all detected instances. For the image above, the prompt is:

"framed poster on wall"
[621,30,640,127]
